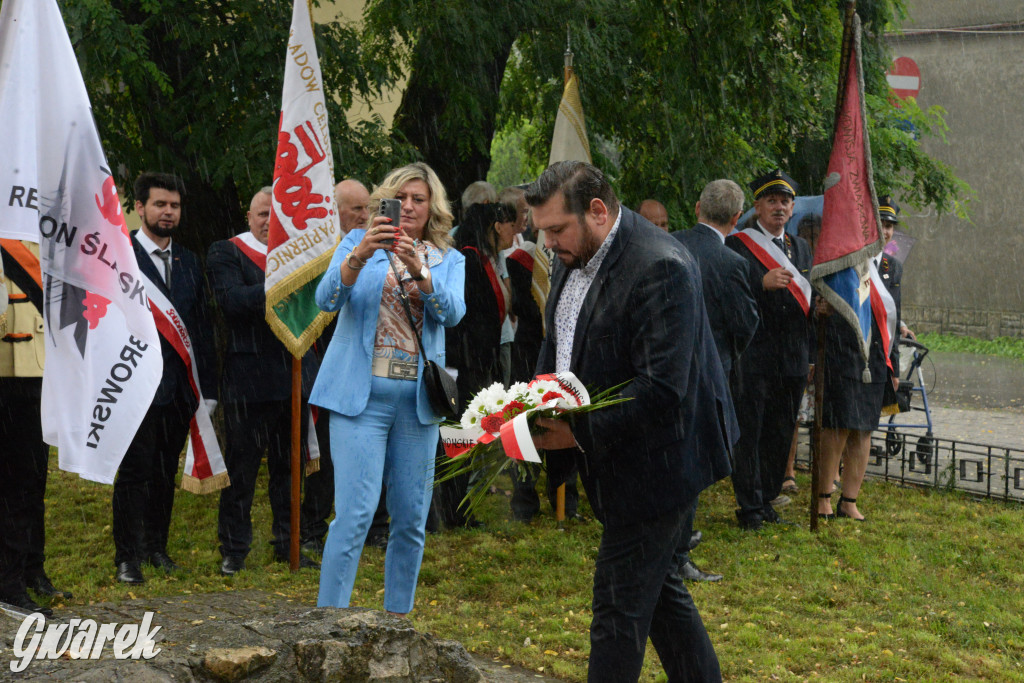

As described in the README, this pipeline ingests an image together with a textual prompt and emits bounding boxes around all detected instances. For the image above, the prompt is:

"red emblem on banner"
[81,291,111,329]
[272,120,329,231]
[95,176,130,239]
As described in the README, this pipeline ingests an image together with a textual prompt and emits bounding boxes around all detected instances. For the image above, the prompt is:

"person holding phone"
[311,163,465,615]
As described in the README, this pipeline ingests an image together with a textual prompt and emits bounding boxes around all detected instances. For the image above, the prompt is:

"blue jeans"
[317,376,437,613]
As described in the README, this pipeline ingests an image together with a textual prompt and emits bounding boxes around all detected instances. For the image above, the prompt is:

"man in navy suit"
[673,179,760,582]
[206,188,320,575]
[726,169,813,531]
[113,173,216,584]
[528,161,735,682]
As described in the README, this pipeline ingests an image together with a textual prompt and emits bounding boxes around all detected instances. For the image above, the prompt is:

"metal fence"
[794,425,1024,503]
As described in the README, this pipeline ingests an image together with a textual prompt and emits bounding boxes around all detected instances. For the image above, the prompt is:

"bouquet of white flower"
[436,372,630,518]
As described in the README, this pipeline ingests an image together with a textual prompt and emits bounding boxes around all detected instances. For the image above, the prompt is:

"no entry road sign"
[887,56,921,99]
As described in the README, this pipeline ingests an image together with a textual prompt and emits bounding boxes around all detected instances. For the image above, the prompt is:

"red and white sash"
[142,271,229,493]
[735,228,812,315]
[868,259,898,374]
[226,232,321,471]
[462,245,507,322]
[229,232,267,272]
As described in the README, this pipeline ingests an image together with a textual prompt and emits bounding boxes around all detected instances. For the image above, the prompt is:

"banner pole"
[290,356,302,570]
[555,37,574,530]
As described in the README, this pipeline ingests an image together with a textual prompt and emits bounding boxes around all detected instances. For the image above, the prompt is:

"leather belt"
[371,357,418,381]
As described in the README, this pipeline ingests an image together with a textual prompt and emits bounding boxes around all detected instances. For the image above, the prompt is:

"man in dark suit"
[673,179,760,582]
[527,161,735,682]
[726,169,813,531]
[876,196,914,354]
[206,187,320,575]
[113,173,216,583]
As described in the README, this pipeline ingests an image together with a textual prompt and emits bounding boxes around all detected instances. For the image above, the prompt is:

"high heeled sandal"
[816,492,835,520]
[836,495,865,521]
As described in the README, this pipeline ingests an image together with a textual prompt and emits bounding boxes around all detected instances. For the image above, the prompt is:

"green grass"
[33,456,1024,682]
[917,333,1024,362]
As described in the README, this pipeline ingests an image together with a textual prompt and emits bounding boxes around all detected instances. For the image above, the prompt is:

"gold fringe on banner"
[304,457,321,476]
[181,471,231,495]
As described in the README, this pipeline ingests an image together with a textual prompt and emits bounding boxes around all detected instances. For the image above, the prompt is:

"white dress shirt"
[553,210,623,372]
[135,228,173,285]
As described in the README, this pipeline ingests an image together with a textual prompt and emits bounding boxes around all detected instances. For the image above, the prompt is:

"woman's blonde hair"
[369,162,453,251]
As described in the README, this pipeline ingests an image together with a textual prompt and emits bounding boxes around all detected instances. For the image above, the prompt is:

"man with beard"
[208,187,320,575]
[112,173,216,583]
[726,169,813,531]
[529,161,735,682]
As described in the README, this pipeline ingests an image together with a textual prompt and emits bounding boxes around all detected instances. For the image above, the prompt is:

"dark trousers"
[731,372,805,524]
[218,400,306,558]
[301,413,388,544]
[112,400,192,565]
[301,409,334,544]
[509,462,579,521]
[431,447,472,528]
[588,504,721,682]
[0,379,48,597]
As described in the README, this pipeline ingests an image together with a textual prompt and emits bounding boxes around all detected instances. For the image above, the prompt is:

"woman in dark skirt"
[815,296,891,521]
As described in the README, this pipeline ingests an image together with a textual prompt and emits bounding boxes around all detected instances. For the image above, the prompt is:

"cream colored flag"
[549,72,591,164]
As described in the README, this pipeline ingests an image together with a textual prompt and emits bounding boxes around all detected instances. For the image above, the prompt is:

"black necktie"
[156,250,171,287]
[772,237,784,252]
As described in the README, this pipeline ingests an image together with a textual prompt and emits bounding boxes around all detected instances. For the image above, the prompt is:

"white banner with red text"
[0,0,163,484]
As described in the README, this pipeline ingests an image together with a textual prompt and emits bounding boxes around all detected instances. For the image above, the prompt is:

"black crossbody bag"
[385,252,459,419]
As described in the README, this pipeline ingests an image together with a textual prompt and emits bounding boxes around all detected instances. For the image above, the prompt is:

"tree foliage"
[59,0,409,253]
[59,0,969,248]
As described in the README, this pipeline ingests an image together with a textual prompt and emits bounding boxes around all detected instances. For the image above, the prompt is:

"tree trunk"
[392,33,516,218]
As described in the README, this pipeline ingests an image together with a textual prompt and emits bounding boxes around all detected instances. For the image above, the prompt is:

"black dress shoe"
[688,530,703,550]
[115,561,145,584]
[147,551,182,573]
[0,590,52,617]
[25,573,73,599]
[738,517,763,531]
[302,538,325,555]
[220,555,246,576]
[679,560,723,583]
[273,552,320,569]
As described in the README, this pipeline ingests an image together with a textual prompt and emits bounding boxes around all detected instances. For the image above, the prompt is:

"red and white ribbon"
[868,259,898,374]
[736,228,812,315]
[229,231,267,272]
[141,272,229,493]
[440,372,590,464]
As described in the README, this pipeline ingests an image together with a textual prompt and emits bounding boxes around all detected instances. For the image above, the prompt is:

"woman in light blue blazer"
[312,163,465,615]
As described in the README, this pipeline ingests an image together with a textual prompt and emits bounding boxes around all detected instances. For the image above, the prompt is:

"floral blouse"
[373,240,444,362]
